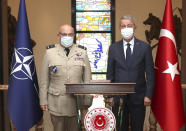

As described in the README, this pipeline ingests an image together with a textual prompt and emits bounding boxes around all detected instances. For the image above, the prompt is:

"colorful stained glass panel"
[92,74,106,80]
[76,12,111,31]
[76,33,111,72]
[76,0,111,10]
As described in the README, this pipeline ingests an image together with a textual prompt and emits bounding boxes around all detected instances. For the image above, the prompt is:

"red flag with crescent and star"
[151,0,185,130]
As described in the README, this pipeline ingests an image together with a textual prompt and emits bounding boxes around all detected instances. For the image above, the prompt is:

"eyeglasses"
[58,32,74,37]
[120,24,134,28]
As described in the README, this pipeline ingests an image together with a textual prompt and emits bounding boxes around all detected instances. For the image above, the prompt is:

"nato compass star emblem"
[11,48,36,80]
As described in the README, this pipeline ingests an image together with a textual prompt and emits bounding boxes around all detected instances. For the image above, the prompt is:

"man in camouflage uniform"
[39,24,92,131]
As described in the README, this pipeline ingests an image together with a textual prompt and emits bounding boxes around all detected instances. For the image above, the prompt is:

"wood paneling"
[182,0,186,84]
[0,0,5,130]
[181,1,186,131]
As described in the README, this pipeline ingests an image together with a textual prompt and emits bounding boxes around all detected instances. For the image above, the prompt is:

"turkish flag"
[151,0,185,131]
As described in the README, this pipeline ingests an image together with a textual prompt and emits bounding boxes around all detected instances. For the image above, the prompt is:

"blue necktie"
[126,43,132,65]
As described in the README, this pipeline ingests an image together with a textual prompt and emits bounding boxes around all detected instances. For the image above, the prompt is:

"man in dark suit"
[107,15,154,131]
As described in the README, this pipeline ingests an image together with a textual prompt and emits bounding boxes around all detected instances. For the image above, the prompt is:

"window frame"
[71,0,115,75]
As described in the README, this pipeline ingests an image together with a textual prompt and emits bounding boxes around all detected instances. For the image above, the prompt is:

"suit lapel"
[117,40,127,65]
[129,38,140,67]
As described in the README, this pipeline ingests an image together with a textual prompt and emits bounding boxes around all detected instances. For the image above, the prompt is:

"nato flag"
[7,0,43,131]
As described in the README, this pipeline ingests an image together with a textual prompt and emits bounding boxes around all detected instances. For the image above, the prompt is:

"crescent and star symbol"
[96,118,104,127]
[95,115,106,127]
[157,29,180,82]
[84,108,116,131]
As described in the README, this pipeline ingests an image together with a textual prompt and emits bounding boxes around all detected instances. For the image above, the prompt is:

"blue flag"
[7,0,43,131]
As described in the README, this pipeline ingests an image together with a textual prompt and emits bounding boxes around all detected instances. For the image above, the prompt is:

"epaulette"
[78,45,87,50]
[46,44,55,49]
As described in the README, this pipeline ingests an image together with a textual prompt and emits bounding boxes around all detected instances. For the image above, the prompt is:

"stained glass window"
[76,33,111,72]
[76,12,111,31]
[72,0,115,80]
[92,74,107,80]
[76,0,111,10]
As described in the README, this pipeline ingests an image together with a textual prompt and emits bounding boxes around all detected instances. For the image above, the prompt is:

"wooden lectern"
[65,81,135,131]
[65,80,136,94]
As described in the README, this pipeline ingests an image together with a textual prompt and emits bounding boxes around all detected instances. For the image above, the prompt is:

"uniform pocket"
[70,61,84,76]
[47,88,61,112]
[72,61,85,66]
[48,88,61,95]
[48,64,63,77]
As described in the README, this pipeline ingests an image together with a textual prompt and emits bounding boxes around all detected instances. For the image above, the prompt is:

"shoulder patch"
[46,44,55,49]
[78,45,87,50]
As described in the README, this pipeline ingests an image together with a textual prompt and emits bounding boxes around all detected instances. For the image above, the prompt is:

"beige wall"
[115,0,182,41]
[8,0,71,81]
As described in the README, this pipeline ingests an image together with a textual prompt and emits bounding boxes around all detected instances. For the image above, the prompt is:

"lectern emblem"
[84,108,116,131]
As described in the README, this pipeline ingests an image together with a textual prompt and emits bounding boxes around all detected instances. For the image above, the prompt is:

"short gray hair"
[119,15,136,26]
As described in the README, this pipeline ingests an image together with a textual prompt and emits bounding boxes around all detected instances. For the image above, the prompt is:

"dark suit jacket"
[107,38,154,105]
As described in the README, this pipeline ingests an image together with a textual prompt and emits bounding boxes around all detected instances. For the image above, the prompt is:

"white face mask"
[121,28,134,40]
[60,36,73,47]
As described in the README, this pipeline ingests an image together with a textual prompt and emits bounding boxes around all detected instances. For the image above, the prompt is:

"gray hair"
[119,15,136,26]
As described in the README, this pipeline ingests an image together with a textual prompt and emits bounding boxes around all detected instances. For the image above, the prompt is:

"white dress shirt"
[123,37,135,59]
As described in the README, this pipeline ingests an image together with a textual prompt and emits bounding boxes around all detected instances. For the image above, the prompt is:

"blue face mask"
[60,36,73,47]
